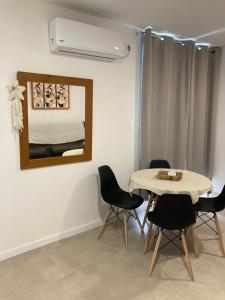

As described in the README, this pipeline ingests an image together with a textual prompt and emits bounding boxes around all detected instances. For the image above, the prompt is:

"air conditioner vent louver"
[49,18,130,62]
[58,50,118,62]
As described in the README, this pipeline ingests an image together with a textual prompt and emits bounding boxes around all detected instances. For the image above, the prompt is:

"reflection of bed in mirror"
[29,122,85,159]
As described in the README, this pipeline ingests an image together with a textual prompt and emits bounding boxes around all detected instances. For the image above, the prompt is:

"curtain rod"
[148,30,213,48]
[150,33,216,51]
[121,21,214,48]
[141,26,213,48]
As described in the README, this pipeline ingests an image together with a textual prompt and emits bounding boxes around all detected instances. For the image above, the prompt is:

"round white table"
[129,169,212,203]
[129,168,213,228]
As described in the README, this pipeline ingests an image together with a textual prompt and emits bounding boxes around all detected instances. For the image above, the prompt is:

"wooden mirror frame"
[17,72,93,169]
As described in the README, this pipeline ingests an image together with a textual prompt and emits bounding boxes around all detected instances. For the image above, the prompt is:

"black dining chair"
[194,186,225,257]
[149,159,171,169]
[142,159,172,230]
[97,165,144,248]
[144,194,197,281]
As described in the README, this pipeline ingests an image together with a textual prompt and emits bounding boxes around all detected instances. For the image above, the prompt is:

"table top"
[129,169,213,203]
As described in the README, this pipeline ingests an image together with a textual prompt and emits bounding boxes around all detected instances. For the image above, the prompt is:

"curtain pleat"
[141,30,220,175]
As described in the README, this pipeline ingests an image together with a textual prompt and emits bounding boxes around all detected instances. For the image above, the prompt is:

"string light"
[150,29,211,48]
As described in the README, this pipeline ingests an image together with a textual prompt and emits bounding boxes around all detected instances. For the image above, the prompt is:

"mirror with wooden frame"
[17,72,93,169]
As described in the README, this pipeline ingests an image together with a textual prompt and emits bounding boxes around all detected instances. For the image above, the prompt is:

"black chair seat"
[148,194,196,230]
[105,190,143,210]
[194,197,217,213]
[148,210,194,231]
[194,186,225,214]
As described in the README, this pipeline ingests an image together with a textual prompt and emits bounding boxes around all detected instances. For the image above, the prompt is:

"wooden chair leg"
[214,213,225,257]
[181,231,194,281]
[142,193,154,230]
[148,229,162,275]
[97,205,112,239]
[133,209,144,236]
[148,227,159,253]
[124,210,128,249]
[189,226,199,257]
[144,222,153,254]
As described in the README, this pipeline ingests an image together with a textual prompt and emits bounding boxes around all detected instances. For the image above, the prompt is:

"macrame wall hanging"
[7,80,26,131]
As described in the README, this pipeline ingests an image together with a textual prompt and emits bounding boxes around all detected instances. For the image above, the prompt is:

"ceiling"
[49,0,225,46]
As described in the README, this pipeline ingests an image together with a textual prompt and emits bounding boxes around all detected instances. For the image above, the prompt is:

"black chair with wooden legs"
[142,159,171,230]
[97,165,144,249]
[194,186,225,257]
[144,194,197,281]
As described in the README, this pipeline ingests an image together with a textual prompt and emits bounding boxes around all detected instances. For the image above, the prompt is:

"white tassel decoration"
[7,80,26,131]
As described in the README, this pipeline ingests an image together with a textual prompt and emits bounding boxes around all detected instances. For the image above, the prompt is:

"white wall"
[211,46,225,193]
[0,0,139,259]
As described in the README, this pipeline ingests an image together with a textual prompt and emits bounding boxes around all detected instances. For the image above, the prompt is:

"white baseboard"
[0,219,101,262]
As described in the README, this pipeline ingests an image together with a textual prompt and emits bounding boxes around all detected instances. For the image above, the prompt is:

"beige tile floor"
[0,209,225,300]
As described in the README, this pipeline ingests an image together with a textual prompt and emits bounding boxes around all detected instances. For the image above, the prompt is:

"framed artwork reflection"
[32,82,69,109]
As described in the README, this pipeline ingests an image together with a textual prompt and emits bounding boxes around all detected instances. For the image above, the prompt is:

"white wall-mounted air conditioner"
[49,18,130,62]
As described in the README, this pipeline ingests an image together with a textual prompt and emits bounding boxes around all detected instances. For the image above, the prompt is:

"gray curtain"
[141,30,220,175]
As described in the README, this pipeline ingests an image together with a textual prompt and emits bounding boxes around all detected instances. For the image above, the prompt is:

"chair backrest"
[98,165,121,204]
[149,159,171,169]
[215,185,225,212]
[152,194,196,230]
